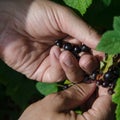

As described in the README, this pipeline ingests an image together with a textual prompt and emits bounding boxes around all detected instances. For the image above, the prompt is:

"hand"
[19,69,115,120]
[19,86,115,120]
[0,0,103,82]
[19,50,115,120]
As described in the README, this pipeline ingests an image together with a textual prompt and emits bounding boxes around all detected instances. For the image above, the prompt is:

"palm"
[1,0,69,82]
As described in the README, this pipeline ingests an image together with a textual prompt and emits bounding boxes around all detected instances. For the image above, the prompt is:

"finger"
[42,46,66,82]
[92,50,105,61]
[60,50,85,83]
[79,54,100,74]
[78,87,115,120]
[45,82,96,112]
[30,55,50,82]
[63,36,82,45]
[56,5,101,49]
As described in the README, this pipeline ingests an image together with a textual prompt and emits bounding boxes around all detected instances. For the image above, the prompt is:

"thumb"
[56,5,100,49]
[48,82,96,112]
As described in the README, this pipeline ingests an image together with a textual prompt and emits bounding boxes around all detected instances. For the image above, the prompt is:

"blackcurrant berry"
[103,71,114,81]
[62,84,69,90]
[90,71,99,80]
[113,69,119,78]
[63,42,73,51]
[108,65,117,72]
[108,66,119,80]
[83,75,90,82]
[96,80,103,86]
[81,44,90,52]
[102,81,109,87]
[72,45,81,54]
[55,39,63,48]
[75,55,80,60]
[109,83,115,89]
[72,52,80,60]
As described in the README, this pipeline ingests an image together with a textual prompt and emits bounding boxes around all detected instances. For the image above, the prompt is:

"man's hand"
[19,83,115,120]
[0,0,103,82]
[19,47,115,120]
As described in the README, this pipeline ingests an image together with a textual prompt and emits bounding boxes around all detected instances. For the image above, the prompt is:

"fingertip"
[50,46,61,60]
[98,86,112,97]
[42,46,65,82]
[79,54,100,74]
[93,50,105,61]
[60,51,85,83]
[60,51,76,67]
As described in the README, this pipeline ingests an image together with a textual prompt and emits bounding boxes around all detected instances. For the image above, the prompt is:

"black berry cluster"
[90,66,119,94]
[54,40,120,95]
[89,54,120,95]
[55,39,91,60]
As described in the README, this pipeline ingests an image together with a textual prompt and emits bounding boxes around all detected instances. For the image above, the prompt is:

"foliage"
[63,0,93,15]
[36,82,58,96]
[112,78,120,104]
[97,17,120,54]
[112,78,120,120]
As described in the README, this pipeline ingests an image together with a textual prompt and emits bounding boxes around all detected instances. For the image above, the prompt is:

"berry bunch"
[89,64,119,95]
[55,40,120,95]
[55,39,91,60]
[88,54,120,95]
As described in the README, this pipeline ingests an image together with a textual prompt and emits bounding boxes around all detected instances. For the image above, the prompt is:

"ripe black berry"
[55,39,63,48]
[103,71,113,81]
[83,75,90,82]
[96,80,103,86]
[63,42,73,51]
[113,69,119,78]
[102,81,109,87]
[62,84,69,90]
[109,83,115,89]
[81,44,90,52]
[72,52,80,60]
[108,65,117,72]
[89,71,99,80]
[72,45,81,54]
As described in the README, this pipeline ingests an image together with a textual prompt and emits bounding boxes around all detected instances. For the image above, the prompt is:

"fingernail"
[63,55,74,67]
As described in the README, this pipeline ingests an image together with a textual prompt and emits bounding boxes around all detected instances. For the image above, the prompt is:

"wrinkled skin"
[0,0,103,82]
[19,70,115,120]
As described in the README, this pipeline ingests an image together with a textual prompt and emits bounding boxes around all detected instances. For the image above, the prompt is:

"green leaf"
[36,82,58,96]
[96,31,120,54]
[112,78,120,120]
[114,16,120,31]
[63,0,93,15]
[101,0,111,6]
[96,16,120,54]
[115,104,120,120]
[112,78,120,104]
